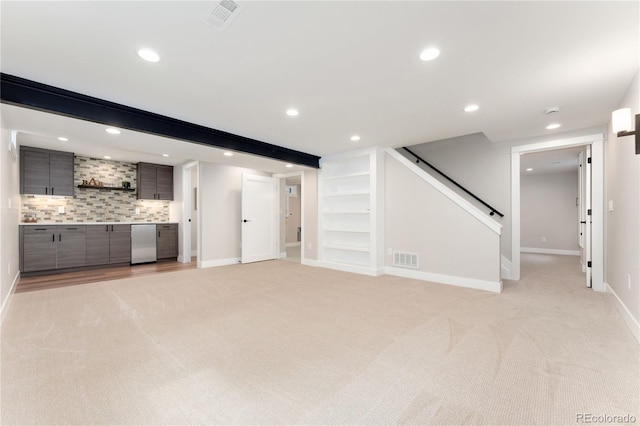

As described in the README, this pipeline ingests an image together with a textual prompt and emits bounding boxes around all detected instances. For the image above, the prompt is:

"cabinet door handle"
[51,188,54,195]
[58,234,61,242]
[35,228,47,231]
[106,225,109,232]
[111,225,114,232]
[52,234,55,242]
[45,187,48,195]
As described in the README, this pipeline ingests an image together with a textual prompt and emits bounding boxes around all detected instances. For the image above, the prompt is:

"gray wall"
[605,70,639,337]
[521,171,579,252]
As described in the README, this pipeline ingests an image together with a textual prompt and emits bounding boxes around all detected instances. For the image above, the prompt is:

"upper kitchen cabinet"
[137,162,173,200]
[20,146,74,196]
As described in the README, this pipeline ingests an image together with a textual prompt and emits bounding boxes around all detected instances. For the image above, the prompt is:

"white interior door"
[241,174,279,263]
[584,145,592,288]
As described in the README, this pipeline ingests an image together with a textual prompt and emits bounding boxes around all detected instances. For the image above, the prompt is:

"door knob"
[243,219,251,223]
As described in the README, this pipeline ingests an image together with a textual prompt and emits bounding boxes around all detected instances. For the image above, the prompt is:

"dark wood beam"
[1,73,320,168]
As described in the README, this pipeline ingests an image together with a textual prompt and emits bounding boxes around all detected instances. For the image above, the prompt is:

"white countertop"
[21,222,178,225]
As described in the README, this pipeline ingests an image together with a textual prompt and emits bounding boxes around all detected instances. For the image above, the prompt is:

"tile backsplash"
[21,156,171,223]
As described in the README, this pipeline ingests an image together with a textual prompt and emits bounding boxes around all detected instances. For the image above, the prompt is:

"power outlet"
[541,236,547,242]
[135,208,140,215]
[58,206,65,214]
[627,274,631,290]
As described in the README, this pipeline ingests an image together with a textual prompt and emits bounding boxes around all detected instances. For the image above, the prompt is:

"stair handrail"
[402,147,504,218]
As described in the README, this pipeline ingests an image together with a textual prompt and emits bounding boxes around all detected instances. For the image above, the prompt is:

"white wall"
[605,70,640,342]
[199,162,269,266]
[521,171,579,253]
[302,169,318,261]
[385,153,501,291]
[406,126,606,264]
[0,125,21,320]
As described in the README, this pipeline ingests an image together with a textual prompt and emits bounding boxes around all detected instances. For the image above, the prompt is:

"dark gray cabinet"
[56,226,86,269]
[20,225,86,272]
[86,224,131,266]
[137,162,173,200]
[157,223,178,260]
[20,146,74,196]
[21,226,57,272]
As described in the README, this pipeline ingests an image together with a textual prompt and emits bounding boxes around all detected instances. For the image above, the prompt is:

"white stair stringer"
[385,148,502,235]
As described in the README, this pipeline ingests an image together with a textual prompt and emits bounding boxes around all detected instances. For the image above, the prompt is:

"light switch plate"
[608,200,614,211]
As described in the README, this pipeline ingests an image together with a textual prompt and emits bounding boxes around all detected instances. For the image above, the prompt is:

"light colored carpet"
[1,254,638,425]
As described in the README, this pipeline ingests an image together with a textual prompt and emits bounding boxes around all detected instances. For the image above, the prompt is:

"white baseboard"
[1,271,20,324]
[521,247,580,256]
[501,255,512,280]
[606,282,640,344]
[285,242,301,247]
[191,250,197,256]
[301,258,320,267]
[385,266,502,293]
[317,261,383,277]
[198,257,241,268]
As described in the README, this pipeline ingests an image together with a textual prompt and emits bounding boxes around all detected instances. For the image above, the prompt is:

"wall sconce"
[612,108,639,154]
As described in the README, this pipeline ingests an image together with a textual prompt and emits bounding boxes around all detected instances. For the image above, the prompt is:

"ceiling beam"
[0,73,320,168]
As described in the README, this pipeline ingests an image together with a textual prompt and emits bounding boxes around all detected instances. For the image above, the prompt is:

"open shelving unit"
[318,147,384,275]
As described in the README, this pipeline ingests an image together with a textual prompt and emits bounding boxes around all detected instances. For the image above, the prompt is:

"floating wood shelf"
[77,185,135,192]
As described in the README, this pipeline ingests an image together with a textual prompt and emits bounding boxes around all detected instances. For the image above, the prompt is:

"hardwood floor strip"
[16,259,197,293]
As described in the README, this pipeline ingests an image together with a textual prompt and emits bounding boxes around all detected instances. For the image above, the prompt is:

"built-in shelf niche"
[319,147,383,273]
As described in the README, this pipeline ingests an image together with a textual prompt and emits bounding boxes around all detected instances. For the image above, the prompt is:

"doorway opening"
[276,172,304,264]
[181,161,199,265]
[511,133,604,291]
[519,145,588,287]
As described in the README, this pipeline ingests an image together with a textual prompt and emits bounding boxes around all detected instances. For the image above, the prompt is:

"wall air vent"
[393,252,419,269]
[204,0,241,32]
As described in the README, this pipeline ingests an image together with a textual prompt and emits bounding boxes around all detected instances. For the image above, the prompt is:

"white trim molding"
[385,266,502,293]
[511,133,604,289]
[606,283,640,344]
[521,248,580,256]
[198,257,241,268]
[501,255,512,280]
[318,261,384,277]
[1,271,20,323]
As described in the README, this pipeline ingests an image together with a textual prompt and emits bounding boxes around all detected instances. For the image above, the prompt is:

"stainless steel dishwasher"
[131,224,157,264]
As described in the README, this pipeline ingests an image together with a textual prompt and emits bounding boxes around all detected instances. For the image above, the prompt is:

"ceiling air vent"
[204,0,241,32]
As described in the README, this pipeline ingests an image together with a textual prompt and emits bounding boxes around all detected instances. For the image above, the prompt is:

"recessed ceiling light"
[285,164,293,168]
[526,168,533,171]
[137,48,160,63]
[162,154,169,157]
[104,156,111,160]
[464,104,479,112]
[223,151,234,157]
[546,123,562,130]
[58,137,68,142]
[419,47,440,61]
[105,128,121,135]
[350,135,361,141]
[286,108,299,117]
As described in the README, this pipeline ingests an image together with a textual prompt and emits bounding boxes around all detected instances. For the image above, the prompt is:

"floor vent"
[204,0,241,31]
[393,252,419,269]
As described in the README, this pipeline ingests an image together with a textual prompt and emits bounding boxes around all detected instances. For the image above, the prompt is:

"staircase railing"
[402,147,504,217]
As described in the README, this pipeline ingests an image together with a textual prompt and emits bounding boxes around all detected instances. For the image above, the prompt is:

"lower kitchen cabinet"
[86,224,131,266]
[21,226,57,272]
[157,223,178,260]
[20,225,86,272]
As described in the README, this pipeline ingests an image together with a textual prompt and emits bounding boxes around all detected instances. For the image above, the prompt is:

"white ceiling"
[521,146,584,176]
[1,1,638,168]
